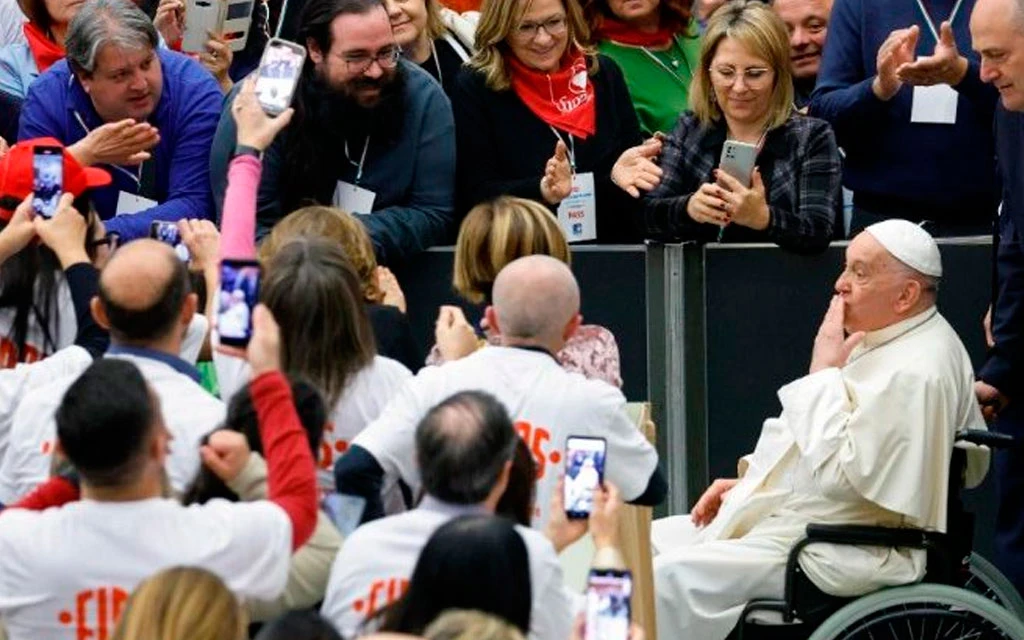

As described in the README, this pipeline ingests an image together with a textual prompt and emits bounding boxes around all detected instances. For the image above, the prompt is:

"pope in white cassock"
[651,220,987,639]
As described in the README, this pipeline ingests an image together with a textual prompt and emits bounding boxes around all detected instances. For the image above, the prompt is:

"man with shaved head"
[336,254,664,529]
[0,239,224,504]
[651,220,987,639]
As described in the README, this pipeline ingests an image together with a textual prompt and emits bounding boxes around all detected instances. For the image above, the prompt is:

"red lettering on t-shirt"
[514,421,561,479]
[0,337,42,369]
[58,587,129,640]
[352,577,410,620]
[318,422,350,471]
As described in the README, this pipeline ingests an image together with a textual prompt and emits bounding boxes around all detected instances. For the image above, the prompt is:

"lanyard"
[430,40,443,85]
[914,0,965,44]
[73,110,144,187]
[549,127,576,174]
[344,135,371,185]
[639,38,692,88]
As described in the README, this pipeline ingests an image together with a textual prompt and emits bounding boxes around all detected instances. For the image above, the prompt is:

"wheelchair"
[730,429,1024,640]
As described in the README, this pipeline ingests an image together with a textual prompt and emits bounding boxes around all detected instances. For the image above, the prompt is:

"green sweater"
[598,24,701,136]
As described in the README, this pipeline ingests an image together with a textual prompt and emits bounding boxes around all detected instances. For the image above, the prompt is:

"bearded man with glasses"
[209,0,456,267]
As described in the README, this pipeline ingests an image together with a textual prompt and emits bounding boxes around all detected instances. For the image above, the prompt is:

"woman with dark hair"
[183,378,344,623]
[214,238,412,500]
[379,515,533,635]
[496,438,538,526]
[582,0,699,135]
[254,611,344,640]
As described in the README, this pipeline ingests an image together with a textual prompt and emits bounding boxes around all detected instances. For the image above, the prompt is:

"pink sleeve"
[556,325,623,388]
[220,155,262,260]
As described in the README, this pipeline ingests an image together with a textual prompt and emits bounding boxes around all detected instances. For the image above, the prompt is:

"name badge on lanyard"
[334,135,377,215]
[550,128,597,242]
[557,172,597,242]
[115,191,158,216]
[910,0,964,125]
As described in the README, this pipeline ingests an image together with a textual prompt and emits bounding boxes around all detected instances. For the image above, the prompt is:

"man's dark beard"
[278,65,407,214]
[309,65,406,144]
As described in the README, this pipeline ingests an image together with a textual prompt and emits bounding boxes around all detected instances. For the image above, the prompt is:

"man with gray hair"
[336,255,665,526]
[969,0,1024,594]
[18,0,222,240]
[322,390,575,639]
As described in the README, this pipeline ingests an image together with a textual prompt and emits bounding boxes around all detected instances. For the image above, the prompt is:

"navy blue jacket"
[18,49,223,240]
[209,60,456,267]
[809,0,999,221]
[982,105,1024,399]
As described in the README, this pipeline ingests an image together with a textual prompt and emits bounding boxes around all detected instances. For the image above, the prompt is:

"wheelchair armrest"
[803,523,930,549]
[956,429,1016,449]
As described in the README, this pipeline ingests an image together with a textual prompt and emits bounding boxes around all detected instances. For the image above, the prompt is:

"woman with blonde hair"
[640,0,841,254]
[451,0,663,243]
[425,609,527,640]
[382,0,473,95]
[112,567,246,640]
[431,195,621,387]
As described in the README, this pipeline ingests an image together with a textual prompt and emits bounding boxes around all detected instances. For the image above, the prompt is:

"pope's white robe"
[652,308,987,639]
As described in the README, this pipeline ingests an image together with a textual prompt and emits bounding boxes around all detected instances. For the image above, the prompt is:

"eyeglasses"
[514,15,567,41]
[88,233,119,251]
[710,66,774,87]
[339,46,402,75]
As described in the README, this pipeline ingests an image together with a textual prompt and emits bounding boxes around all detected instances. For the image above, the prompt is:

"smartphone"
[220,0,254,52]
[322,493,367,538]
[32,146,63,219]
[181,0,227,53]
[564,436,607,519]
[217,259,260,347]
[718,140,758,188]
[585,569,632,640]
[149,221,190,262]
[255,38,307,116]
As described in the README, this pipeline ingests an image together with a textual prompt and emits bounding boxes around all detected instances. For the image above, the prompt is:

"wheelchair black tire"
[965,552,1024,620]
[807,583,1024,640]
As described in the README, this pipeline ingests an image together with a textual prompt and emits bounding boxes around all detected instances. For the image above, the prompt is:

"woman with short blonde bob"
[642,0,841,254]
[451,0,663,243]
[431,196,622,387]
[112,567,246,640]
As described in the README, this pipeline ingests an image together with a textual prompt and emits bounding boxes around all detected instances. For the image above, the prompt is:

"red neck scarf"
[595,17,674,48]
[508,51,597,140]
[23,22,65,74]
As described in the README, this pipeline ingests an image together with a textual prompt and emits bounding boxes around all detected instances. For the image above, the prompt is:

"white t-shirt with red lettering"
[0,497,291,640]
[0,277,75,369]
[353,346,659,528]
[320,496,576,640]
[214,352,411,494]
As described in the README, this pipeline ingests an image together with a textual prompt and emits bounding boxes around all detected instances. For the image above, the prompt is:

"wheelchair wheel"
[807,584,1024,640]
[965,552,1024,620]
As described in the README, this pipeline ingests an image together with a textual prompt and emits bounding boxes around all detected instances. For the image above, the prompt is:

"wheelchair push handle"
[956,429,1016,449]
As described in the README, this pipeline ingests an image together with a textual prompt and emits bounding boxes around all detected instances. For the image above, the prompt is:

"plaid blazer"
[644,111,842,255]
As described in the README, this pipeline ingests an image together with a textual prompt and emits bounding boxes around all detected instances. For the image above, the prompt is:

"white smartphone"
[564,436,607,520]
[585,569,632,640]
[718,140,758,188]
[220,0,255,52]
[255,38,307,116]
[181,0,226,53]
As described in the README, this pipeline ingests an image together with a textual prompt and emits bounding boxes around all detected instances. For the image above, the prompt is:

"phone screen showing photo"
[256,41,305,114]
[564,436,606,519]
[217,261,260,346]
[585,570,632,640]
[149,221,190,262]
[32,147,63,219]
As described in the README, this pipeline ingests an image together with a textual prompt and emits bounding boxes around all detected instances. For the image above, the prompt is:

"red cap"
[0,138,112,221]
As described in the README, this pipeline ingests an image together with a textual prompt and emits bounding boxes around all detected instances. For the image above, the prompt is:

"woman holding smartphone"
[640,1,841,254]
